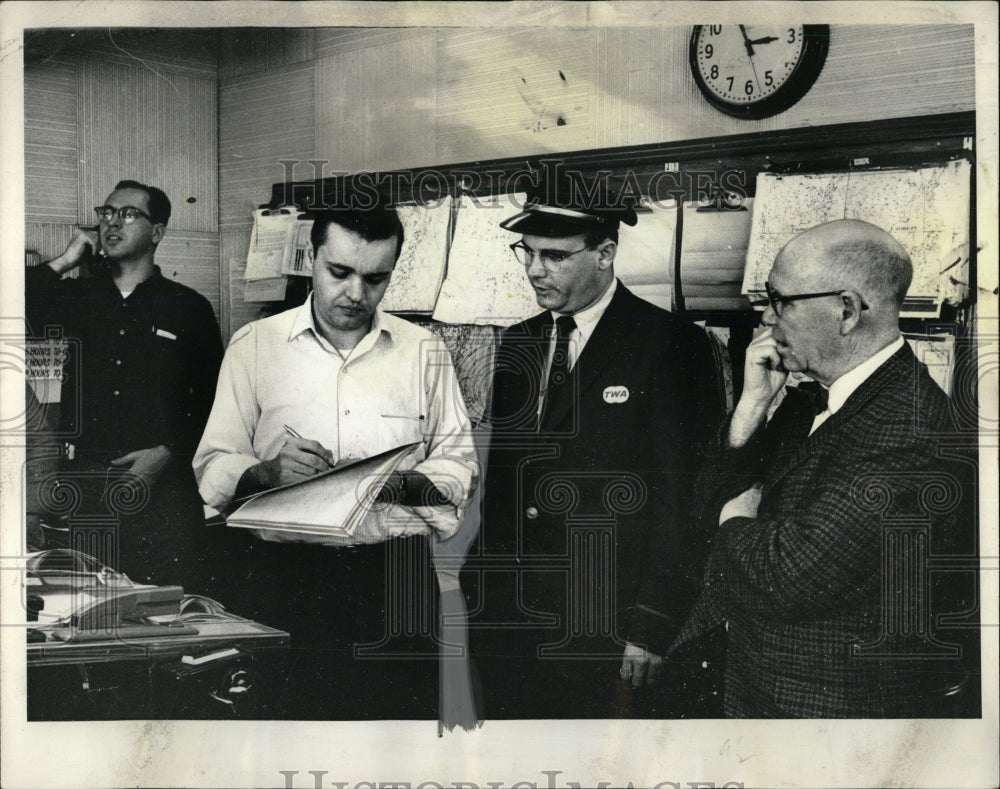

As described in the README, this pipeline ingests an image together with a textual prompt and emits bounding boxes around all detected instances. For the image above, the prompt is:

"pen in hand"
[282,424,335,470]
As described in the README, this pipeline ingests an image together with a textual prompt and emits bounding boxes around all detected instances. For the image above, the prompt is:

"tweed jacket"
[677,342,977,717]
[478,282,722,662]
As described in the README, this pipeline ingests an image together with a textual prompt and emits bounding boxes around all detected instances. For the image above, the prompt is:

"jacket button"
[525,506,539,520]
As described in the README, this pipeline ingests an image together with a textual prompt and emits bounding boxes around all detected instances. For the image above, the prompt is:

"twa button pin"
[603,386,629,404]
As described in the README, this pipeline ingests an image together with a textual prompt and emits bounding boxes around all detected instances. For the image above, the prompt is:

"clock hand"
[737,25,762,95]
[738,24,756,57]
[749,36,780,45]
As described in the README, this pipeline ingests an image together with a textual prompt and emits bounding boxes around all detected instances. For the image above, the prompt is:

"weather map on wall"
[743,161,971,317]
[380,196,454,312]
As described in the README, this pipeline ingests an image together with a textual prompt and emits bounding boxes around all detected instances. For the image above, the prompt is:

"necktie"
[539,315,576,429]
[790,380,829,416]
[549,315,577,388]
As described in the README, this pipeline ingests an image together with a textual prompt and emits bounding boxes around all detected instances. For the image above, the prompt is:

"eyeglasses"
[509,241,595,270]
[757,281,869,317]
[94,205,153,224]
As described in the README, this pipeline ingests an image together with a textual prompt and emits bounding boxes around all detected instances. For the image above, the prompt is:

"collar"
[288,293,393,354]
[825,336,905,415]
[98,263,163,292]
[551,277,617,337]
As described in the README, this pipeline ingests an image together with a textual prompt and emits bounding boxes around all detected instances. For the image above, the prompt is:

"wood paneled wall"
[24,30,221,319]
[24,58,78,224]
[216,23,975,338]
[219,52,315,337]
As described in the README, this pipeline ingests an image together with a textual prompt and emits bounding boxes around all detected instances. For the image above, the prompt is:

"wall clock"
[689,25,830,119]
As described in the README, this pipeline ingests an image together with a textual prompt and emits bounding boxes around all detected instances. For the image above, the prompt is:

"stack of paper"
[228,443,420,542]
[245,208,303,280]
[616,200,677,311]
[906,333,957,396]
[680,200,754,311]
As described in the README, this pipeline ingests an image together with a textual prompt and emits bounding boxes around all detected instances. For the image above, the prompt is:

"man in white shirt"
[194,205,478,719]
[676,219,978,717]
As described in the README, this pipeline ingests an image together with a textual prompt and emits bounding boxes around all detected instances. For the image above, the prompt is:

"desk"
[28,613,289,720]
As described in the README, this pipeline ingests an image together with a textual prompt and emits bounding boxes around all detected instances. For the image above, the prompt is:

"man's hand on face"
[728,327,789,448]
[258,437,336,488]
[50,226,101,275]
[110,445,172,490]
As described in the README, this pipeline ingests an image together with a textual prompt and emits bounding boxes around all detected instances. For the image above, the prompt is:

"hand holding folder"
[226,442,422,539]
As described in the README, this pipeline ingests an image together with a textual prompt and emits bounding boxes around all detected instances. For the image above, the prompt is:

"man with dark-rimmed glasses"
[25,180,224,592]
[674,218,978,718]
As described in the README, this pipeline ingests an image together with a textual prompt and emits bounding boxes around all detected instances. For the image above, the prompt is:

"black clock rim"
[689,24,831,120]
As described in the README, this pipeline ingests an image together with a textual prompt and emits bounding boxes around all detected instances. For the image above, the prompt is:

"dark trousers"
[231,533,440,720]
[471,622,726,719]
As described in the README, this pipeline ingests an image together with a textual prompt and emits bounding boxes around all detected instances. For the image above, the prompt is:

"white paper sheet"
[432,193,539,326]
[381,197,453,312]
[743,162,971,318]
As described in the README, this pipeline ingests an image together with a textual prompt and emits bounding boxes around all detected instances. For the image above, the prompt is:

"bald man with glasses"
[25,179,224,593]
[675,218,978,718]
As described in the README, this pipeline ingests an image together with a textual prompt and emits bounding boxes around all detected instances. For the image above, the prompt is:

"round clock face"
[690,25,830,119]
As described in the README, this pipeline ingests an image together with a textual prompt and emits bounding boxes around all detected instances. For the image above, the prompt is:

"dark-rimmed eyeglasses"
[756,281,869,317]
[94,205,153,225]
[510,241,595,270]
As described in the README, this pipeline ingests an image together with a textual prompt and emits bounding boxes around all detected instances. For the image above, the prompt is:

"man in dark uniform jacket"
[472,174,723,718]
[25,180,224,594]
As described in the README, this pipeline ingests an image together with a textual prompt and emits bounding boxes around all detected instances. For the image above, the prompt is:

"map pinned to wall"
[381,197,453,312]
[743,161,971,317]
[432,193,539,326]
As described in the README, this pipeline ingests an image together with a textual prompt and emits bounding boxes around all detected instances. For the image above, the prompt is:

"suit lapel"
[542,284,643,430]
[765,344,914,491]
[494,311,549,431]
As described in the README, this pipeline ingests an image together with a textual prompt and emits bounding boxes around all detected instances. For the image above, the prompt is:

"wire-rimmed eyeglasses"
[509,241,595,270]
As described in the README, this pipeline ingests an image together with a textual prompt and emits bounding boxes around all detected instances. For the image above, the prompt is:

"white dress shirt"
[536,278,618,423]
[193,295,479,543]
[809,336,905,434]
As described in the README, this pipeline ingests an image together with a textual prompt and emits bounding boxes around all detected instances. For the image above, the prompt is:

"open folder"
[226,442,421,538]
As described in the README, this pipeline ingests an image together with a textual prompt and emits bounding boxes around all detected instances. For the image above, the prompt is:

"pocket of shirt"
[380,411,426,447]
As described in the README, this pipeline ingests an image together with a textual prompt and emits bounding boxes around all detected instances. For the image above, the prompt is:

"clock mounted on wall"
[689,25,830,119]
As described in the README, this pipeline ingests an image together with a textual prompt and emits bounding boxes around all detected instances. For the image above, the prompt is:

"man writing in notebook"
[472,172,723,718]
[674,219,978,717]
[193,203,478,719]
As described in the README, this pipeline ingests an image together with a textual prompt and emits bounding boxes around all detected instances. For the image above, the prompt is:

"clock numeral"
[726,76,734,91]
[787,28,796,43]
[704,43,714,59]
[709,25,722,35]
[764,70,774,87]
[745,80,755,96]
[710,64,719,79]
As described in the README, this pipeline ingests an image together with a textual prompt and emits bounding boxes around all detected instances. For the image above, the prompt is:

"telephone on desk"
[25,550,290,720]
[26,549,194,640]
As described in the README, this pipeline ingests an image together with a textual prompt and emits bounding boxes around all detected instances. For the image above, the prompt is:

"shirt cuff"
[197,454,262,510]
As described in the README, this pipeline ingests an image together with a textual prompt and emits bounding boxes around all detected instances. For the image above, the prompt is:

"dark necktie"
[790,380,829,416]
[539,315,576,429]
